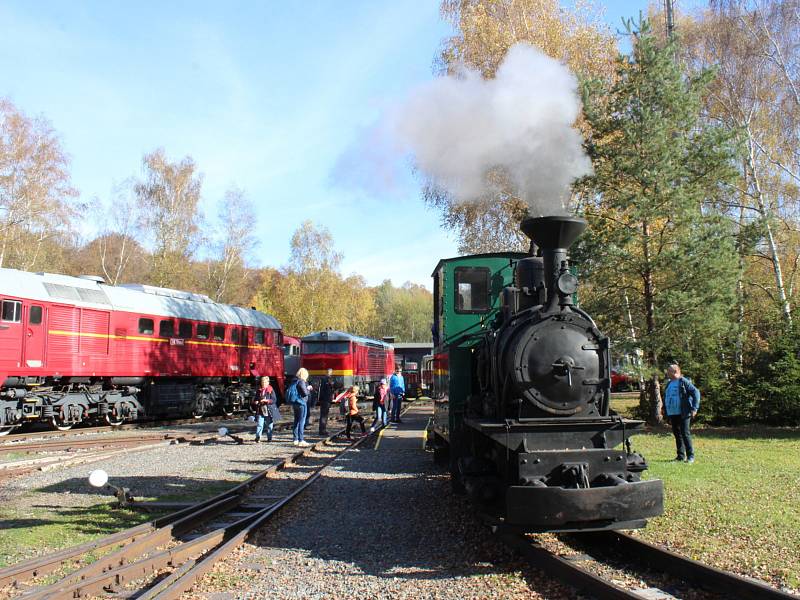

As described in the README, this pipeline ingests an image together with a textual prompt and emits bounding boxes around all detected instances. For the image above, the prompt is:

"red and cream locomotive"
[300,330,394,396]
[0,268,284,434]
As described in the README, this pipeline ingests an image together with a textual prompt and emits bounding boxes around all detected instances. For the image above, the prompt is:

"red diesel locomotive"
[300,330,394,396]
[0,268,284,434]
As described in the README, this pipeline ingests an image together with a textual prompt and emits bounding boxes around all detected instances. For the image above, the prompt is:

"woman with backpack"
[254,376,280,443]
[287,368,312,448]
[343,385,366,440]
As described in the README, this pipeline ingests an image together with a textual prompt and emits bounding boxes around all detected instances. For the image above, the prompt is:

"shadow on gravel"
[35,475,243,499]
[243,447,554,591]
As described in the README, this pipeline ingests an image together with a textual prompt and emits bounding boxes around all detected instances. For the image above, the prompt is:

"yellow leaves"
[439,0,617,80]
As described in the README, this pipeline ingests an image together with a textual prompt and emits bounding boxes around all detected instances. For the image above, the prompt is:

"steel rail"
[497,532,644,600]
[148,429,378,600]
[1,415,387,597]
[0,442,315,589]
[17,432,373,599]
[496,528,797,599]
[590,531,798,600]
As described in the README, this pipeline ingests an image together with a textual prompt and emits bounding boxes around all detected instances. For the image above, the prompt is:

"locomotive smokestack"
[520,216,586,310]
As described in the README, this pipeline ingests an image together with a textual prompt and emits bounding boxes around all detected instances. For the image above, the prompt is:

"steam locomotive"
[428,215,663,531]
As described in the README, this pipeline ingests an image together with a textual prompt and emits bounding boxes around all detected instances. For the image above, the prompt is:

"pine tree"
[576,18,740,423]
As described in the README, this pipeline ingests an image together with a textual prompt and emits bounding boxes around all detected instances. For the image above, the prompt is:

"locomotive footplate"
[463,416,648,451]
[463,417,663,531]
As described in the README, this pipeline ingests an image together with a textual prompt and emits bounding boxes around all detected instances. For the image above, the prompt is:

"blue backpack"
[285,380,300,405]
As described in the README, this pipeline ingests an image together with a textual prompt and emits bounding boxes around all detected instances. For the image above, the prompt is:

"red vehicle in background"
[0,268,284,434]
[611,370,638,392]
[300,330,394,397]
[421,354,433,395]
[283,335,301,381]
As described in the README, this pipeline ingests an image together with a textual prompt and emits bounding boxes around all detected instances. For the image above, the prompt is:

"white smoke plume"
[390,43,591,215]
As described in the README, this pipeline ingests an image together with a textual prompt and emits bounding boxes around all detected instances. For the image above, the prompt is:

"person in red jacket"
[370,378,389,433]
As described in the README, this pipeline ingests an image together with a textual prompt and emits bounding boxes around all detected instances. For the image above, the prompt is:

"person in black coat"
[317,368,335,436]
[254,376,280,442]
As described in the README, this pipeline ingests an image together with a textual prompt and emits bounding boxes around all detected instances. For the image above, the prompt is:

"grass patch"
[630,426,800,589]
[610,393,640,419]
[0,502,153,568]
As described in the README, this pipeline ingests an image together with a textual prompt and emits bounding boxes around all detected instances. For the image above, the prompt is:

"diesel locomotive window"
[255,330,265,345]
[29,305,43,325]
[231,328,239,343]
[241,330,249,346]
[301,341,349,354]
[138,318,154,335]
[159,320,175,337]
[454,267,491,313]
[213,325,225,341]
[1,300,22,322]
[178,321,192,338]
[196,323,209,340]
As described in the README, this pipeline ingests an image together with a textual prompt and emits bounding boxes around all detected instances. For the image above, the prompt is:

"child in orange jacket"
[343,385,366,440]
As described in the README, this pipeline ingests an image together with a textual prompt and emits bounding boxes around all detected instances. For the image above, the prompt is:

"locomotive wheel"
[105,412,124,427]
[192,408,205,419]
[0,425,19,436]
[50,417,74,431]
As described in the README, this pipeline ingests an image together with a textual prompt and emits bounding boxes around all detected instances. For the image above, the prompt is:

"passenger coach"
[300,330,394,396]
[0,268,284,434]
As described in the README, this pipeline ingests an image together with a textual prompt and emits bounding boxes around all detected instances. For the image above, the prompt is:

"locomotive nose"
[520,215,586,250]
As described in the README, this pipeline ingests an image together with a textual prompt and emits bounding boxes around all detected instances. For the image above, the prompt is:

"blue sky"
[0,1,701,289]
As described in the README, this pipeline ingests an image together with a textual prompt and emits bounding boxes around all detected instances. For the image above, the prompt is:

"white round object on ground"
[88,469,108,488]
[218,427,228,436]
[248,415,255,422]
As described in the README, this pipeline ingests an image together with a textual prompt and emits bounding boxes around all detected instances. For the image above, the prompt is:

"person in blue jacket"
[389,366,405,423]
[663,363,701,463]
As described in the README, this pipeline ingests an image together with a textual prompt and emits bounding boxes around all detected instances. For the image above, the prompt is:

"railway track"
[0,414,236,444]
[0,426,375,599]
[498,528,797,599]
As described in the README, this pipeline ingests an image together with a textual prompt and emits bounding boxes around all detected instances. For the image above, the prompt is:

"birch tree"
[0,98,77,270]
[202,186,257,304]
[133,148,203,288]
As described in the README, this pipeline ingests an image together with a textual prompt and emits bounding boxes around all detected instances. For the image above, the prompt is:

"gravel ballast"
[189,405,573,599]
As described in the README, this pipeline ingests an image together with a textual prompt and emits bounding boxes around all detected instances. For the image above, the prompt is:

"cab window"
[454,267,491,313]
[1,300,21,322]
[241,329,249,346]
[255,330,265,344]
[29,305,43,325]
[138,318,154,335]
[231,328,239,343]
[213,325,225,341]
[159,320,175,337]
[196,323,210,340]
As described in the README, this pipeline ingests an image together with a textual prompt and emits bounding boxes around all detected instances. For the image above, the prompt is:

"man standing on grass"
[664,363,701,463]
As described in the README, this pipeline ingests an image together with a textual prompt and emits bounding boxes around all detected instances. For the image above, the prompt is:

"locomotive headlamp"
[556,272,578,295]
